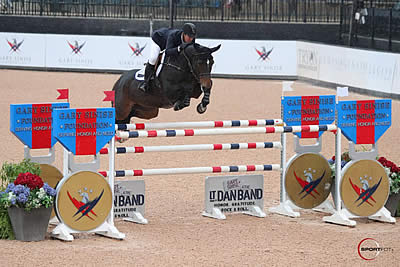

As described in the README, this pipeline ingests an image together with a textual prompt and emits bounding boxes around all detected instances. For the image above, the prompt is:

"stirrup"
[139,82,147,92]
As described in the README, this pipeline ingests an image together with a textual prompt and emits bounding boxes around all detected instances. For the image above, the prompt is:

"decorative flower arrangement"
[327,151,351,180]
[0,172,56,211]
[378,157,400,195]
[327,152,400,195]
[0,159,43,240]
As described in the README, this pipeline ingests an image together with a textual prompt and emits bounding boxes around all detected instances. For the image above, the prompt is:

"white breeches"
[148,40,161,65]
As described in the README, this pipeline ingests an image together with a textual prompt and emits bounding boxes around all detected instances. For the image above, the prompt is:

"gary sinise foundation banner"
[1,32,400,96]
[0,32,295,76]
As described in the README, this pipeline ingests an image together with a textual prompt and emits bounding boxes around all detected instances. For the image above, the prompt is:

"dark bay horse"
[112,43,221,123]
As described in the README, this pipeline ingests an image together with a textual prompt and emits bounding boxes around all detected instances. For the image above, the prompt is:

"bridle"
[162,47,214,83]
[182,49,214,82]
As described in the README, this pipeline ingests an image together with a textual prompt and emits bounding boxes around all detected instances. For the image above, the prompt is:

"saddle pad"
[134,52,165,81]
[134,68,145,81]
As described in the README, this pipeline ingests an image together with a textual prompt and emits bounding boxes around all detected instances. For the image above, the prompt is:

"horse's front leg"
[197,86,211,114]
[173,86,193,111]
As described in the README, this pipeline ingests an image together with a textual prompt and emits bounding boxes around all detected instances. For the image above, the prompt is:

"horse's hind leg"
[116,117,131,124]
[173,96,191,111]
[132,105,159,120]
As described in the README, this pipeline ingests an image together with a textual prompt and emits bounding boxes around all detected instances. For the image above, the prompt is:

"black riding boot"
[139,63,155,92]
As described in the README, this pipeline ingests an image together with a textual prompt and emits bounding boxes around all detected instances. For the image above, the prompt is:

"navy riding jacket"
[152,28,195,57]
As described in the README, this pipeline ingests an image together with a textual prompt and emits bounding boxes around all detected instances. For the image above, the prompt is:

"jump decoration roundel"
[340,159,389,217]
[285,153,332,209]
[55,171,113,231]
[39,164,63,218]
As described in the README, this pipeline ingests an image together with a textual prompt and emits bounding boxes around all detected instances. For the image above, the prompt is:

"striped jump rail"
[116,119,283,131]
[99,164,281,177]
[100,142,282,154]
[116,125,337,139]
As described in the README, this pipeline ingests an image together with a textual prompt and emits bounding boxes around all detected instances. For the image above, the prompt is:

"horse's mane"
[185,43,212,59]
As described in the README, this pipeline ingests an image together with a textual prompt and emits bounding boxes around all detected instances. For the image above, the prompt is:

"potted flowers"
[0,160,56,241]
[378,157,400,217]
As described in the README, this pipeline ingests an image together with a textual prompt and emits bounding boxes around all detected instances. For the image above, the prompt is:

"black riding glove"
[178,42,189,52]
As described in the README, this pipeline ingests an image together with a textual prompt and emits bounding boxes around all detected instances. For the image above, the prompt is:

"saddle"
[134,53,164,85]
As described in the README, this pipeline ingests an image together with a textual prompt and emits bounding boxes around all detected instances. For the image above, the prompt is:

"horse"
[112,43,221,124]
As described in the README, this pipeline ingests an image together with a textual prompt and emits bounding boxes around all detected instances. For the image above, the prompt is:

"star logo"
[67,187,104,221]
[7,38,24,53]
[255,46,273,61]
[128,42,146,56]
[294,168,324,199]
[68,40,86,55]
[349,175,381,207]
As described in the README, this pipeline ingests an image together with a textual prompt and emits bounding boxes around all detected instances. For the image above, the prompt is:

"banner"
[0,32,46,67]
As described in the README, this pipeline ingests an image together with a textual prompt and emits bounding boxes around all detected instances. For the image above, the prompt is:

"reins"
[162,47,213,82]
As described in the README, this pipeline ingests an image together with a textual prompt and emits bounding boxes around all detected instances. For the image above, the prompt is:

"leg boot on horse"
[139,63,155,93]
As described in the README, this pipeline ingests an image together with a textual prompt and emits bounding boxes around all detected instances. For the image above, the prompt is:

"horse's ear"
[210,44,221,53]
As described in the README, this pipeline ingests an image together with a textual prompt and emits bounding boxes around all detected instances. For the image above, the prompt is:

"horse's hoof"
[174,101,185,111]
[197,103,207,114]
[115,136,127,143]
[173,103,181,111]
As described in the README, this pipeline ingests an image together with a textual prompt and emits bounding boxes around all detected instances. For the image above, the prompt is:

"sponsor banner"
[282,95,336,138]
[114,180,145,219]
[10,103,70,149]
[0,32,46,67]
[318,44,395,94]
[201,39,297,76]
[53,108,115,155]
[296,41,319,80]
[45,34,149,70]
[204,175,264,214]
[112,36,149,70]
[337,99,391,144]
[2,32,400,96]
[392,54,400,95]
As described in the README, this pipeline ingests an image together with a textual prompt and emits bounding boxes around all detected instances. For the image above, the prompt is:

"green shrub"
[0,159,41,188]
[0,206,14,240]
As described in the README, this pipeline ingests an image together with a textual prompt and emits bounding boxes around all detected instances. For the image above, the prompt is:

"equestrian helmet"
[182,23,197,38]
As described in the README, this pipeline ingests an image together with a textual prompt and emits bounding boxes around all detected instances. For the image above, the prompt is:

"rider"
[139,23,197,92]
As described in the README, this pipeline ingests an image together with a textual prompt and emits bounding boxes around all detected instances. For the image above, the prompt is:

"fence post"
[149,13,153,37]
[348,0,356,46]
[84,0,87,17]
[339,0,344,42]
[388,8,392,51]
[269,0,272,22]
[129,0,132,19]
[40,0,43,16]
[169,0,173,28]
[370,7,375,49]
[221,0,224,21]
